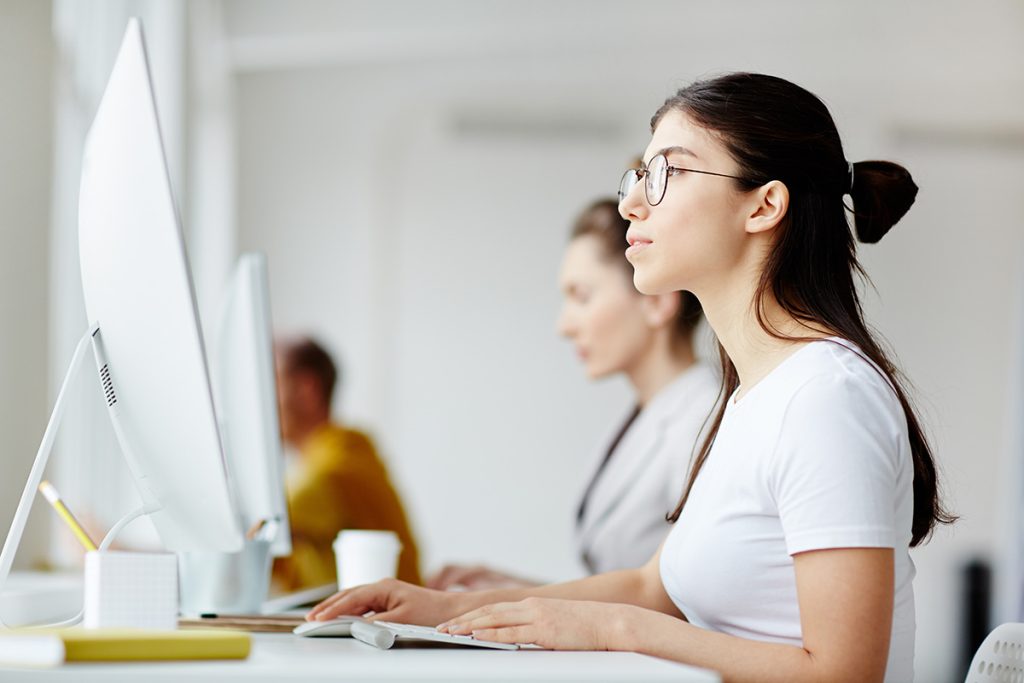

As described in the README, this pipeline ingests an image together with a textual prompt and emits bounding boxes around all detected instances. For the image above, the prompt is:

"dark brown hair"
[571,198,703,340]
[278,336,339,407]
[656,73,953,546]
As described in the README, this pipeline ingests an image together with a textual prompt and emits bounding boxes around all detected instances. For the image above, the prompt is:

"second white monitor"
[212,253,291,557]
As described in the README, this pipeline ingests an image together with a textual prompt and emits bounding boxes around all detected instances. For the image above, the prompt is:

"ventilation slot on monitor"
[99,364,118,407]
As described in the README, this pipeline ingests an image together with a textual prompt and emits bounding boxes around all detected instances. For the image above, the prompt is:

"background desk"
[1,632,720,682]
[0,572,82,627]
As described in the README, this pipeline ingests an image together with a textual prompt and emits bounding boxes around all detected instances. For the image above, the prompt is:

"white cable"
[33,609,84,629]
[99,503,161,552]
[0,607,83,631]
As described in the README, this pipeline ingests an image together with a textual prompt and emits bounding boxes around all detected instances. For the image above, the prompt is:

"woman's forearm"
[464,567,677,616]
[611,605,873,683]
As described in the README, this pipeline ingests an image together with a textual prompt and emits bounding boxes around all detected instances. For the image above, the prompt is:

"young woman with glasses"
[307,73,954,683]
[427,198,720,591]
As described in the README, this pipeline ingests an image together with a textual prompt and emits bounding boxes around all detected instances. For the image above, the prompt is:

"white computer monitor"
[0,20,242,623]
[211,253,291,557]
[75,18,242,553]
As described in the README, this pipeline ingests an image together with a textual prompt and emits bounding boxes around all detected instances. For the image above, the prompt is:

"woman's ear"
[641,291,681,329]
[745,180,789,235]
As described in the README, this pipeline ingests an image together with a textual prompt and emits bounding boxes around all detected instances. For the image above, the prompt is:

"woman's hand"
[437,597,632,650]
[306,578,473,626]
[426,564,538,591]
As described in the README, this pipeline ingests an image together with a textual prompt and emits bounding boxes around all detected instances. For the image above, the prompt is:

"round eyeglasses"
[617,153,752,207]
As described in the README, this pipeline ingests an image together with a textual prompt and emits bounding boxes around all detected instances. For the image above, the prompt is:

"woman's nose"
[619,182,648,223]
[557,308,576,338]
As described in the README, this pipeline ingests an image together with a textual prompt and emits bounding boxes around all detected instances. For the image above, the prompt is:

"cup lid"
[333,529,401,548]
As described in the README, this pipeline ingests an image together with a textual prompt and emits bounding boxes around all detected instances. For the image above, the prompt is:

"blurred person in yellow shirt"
[271,337,421,590]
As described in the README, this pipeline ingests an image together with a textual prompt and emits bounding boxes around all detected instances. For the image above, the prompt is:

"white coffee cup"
[333,530,402,589]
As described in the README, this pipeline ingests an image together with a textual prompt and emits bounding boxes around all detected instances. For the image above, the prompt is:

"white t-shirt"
[659,339,916,683]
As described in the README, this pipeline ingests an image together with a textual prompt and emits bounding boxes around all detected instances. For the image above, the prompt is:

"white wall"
[227,2,1024,680]
[0,0,53,569]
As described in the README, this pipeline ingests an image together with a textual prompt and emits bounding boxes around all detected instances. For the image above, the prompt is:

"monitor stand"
[0,324,161,628]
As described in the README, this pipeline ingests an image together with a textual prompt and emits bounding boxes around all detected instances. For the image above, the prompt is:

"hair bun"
[848,160,918,243]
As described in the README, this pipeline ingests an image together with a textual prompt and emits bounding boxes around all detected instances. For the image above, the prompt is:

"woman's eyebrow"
[653,145,699,161]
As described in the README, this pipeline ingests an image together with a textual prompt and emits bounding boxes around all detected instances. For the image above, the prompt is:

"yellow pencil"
[38,480,98,552]
[245,518,267,541]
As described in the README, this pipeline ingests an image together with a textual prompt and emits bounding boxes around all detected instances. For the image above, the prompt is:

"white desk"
[0,572,719,682]
[1,632,720,682]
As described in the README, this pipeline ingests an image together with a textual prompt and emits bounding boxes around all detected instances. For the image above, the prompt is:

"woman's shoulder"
[646,363,722,451]
[764,343,912,494]
[730,339,905,438]
[686,361,723,394]
[654,361,722,412]
[778,340,906,433]
[794,340,898,399]
[306,423,384,469]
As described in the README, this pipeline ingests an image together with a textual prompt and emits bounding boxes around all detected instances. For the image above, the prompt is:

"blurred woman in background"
[428,198,719,590]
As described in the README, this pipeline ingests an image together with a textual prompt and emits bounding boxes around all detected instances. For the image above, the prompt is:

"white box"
[83,551,177,629]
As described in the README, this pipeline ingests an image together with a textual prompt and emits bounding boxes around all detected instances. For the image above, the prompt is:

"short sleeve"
[767,373,903,556]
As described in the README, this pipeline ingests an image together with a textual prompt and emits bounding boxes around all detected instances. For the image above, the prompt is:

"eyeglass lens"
[618,169,639,203]
[617,154,668,206]
[645,154,667,206]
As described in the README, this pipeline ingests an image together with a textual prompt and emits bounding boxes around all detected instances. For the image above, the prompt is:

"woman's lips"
[625,235,652,259]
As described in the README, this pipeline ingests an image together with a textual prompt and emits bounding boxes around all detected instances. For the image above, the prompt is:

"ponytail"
[848,160,919,244]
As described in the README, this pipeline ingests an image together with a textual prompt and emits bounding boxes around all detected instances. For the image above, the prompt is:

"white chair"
[966,623,1024,683]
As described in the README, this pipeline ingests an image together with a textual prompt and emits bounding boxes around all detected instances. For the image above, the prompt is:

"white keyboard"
[294,616,537,650]
[372,620,521,650]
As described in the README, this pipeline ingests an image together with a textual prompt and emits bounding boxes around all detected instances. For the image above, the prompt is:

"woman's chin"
[632,270,672,296]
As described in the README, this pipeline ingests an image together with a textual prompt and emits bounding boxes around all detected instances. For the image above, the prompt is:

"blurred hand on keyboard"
[426,564,539,591]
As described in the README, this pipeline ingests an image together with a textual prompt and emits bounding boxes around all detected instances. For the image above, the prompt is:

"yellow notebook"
[0,627,250,667]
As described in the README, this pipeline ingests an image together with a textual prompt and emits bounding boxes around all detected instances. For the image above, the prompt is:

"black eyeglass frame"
[617,153,755,207]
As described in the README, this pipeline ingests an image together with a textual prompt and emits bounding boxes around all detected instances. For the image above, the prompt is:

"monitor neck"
[0,324,97,626]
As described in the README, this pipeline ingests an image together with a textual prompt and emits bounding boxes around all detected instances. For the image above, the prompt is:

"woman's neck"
[626,332,697,407]
[700,275,828,401]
